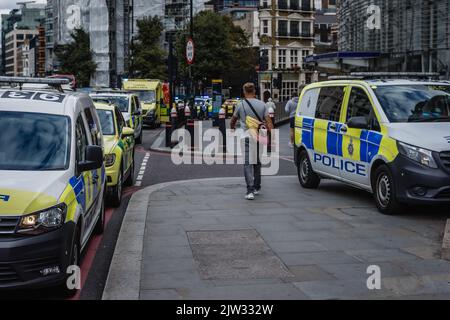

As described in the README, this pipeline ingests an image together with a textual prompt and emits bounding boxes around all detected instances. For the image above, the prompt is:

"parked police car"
[0,77,106,295]
[90,91,143,144]
[295,74,450,215]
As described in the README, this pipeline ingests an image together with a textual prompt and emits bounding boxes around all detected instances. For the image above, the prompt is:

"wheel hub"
[377,174,391,207]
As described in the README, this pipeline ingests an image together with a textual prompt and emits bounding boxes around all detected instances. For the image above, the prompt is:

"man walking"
[285,91,300,148]
[265,97,276,112]
[231,83,274,200]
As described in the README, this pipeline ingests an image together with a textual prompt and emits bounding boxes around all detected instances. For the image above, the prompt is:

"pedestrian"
[285,88,302,148]
[265,97,276,112]
[230,83,274,200]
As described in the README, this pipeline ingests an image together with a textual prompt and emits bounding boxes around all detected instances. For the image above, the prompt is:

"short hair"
[243,82,256,95]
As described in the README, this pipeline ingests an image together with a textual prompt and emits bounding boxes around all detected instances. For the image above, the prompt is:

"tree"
[128,16,167,79]
[54,28,96,88]
[176,11,257,95]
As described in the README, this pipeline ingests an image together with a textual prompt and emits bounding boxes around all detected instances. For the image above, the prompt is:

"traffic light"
[259,49,269,72]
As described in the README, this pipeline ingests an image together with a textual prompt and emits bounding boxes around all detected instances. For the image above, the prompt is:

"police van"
[294,74,450,215]
[0,77,106,294]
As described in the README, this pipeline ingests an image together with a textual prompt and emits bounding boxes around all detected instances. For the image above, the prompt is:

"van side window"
[347,87,380,131]
[84,108,100,146]
[298,88,320,118]
[315,86,345,122]
[114,107,125,134]
[75,116,88,164]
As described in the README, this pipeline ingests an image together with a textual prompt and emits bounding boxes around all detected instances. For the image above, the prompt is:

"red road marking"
[69,186,139,300]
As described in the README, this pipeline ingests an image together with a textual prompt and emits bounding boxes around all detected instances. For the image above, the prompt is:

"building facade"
[4,29,39,76]
[338,0,450,77]
[258,0,316,102]
[314,0,337,53]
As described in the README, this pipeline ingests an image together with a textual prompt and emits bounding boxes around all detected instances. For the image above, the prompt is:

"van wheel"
[373,165,403,215]
[94,193,106,234]
[124,154,135,187]
[136,130,143,144]
[110,169,123,207]
[58,227,80,298]
[297,150,320,189]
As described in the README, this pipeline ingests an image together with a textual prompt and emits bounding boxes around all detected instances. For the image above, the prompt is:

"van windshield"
[91,95,129,113]
[135,91,156,103]
[97,109,116,136]
[0,111,70,171]
[374,85,450,123]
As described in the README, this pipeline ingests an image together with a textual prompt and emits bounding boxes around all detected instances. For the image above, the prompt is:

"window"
[290,50,298,68]
[278,49,286,69]
[114,107,126,134]
[262,20,269,34]
[278,20,288,36]
[281,81,298,102]
[315,86,345,122]
[84,108,100,146]
[301,21,311,37]
[75,116,88,164]
[290,21,299,37]
[290,0,299,10]
[97,110,116,136]
[347,87,380,131]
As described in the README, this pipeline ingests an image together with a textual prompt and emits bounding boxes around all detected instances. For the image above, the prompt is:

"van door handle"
[92,173,99,185]
[329,123,337,131]
[340,125,348,133]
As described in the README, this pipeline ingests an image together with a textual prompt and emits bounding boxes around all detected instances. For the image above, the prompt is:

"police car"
[0,77,106,294]
[95,102,135,207]
[295,74,450,215]
[90,91,143,144]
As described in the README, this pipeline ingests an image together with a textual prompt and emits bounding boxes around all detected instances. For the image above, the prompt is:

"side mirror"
[78,145,103,172]
[122,127,134,138]
[347,116,369,129]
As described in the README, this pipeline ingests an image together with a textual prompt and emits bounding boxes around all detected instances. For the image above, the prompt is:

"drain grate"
[187,230,293,280]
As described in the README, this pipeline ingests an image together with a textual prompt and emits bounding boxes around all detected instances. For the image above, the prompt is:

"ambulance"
[0,77,106,294]
[295,74,450,215]
[122,79,169,127]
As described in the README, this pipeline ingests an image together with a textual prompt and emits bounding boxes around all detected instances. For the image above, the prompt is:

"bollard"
[170,107,178,148]
[268,107,275,154]
[165,122,172,147]
[218,108,227,155]
[184,105,195,151]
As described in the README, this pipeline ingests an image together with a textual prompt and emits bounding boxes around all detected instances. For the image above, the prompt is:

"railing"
[274,102,290,126]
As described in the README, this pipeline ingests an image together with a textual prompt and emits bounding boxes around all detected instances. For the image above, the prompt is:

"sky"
[0,0,47,14]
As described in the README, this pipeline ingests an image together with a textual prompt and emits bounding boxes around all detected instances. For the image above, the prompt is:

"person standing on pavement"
[265,97,276,112]
[230,83,274,200]
[285,91,299,148]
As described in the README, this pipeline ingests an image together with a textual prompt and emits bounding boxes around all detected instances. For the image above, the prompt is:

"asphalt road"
[0,121,296,300]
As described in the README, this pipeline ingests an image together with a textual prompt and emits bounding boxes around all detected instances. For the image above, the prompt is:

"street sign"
[186,38,195,65]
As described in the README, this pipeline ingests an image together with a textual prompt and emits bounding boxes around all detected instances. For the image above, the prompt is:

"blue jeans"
[243,138,261,194]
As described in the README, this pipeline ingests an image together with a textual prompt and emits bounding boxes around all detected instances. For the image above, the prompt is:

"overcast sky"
[0,0,46,14]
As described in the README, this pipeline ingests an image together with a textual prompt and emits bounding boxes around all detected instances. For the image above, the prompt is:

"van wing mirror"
[347,116,369,129]
[122,127,135,138]
[78,145,103,172]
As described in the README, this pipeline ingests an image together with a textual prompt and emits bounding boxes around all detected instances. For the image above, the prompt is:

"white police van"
[295,74,450,214]
[0,77,106,295]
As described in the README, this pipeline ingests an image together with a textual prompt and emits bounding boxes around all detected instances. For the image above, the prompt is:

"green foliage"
[128,16,167,79]
[54,28,96,88]
[176,11,256,91]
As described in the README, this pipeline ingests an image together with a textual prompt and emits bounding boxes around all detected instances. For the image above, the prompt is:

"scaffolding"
[337,0,450,75]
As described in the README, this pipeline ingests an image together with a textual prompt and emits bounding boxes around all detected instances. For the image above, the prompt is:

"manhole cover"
[187,230,293,280]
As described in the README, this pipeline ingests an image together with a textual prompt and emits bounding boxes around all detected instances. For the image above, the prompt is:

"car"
[0,77,106,295]
[95,102,135,207]
[294,76,450,215]
[90,92,143,144]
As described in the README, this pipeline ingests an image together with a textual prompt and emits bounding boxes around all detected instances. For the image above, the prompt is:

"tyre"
[110,169,123,208]
[297,150,320,189]
[373,165,403,215]
[124,154,135,187]
[57,227,80,298]
[136,129,143,144]
[94,193,106,234]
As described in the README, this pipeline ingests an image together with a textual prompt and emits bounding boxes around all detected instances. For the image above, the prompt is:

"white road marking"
[135,152,150,187]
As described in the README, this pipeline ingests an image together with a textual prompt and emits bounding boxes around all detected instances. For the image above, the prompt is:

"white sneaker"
[245,193,255,200]
[254,189,260,196]
[289,143,294,149]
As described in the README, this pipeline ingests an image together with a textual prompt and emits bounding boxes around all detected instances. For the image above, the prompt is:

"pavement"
[103,175,450,300]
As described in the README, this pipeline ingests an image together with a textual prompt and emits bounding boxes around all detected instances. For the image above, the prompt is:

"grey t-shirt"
[234,98,269,131]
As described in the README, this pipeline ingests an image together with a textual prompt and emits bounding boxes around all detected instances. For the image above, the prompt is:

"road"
[0,121,295,300]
